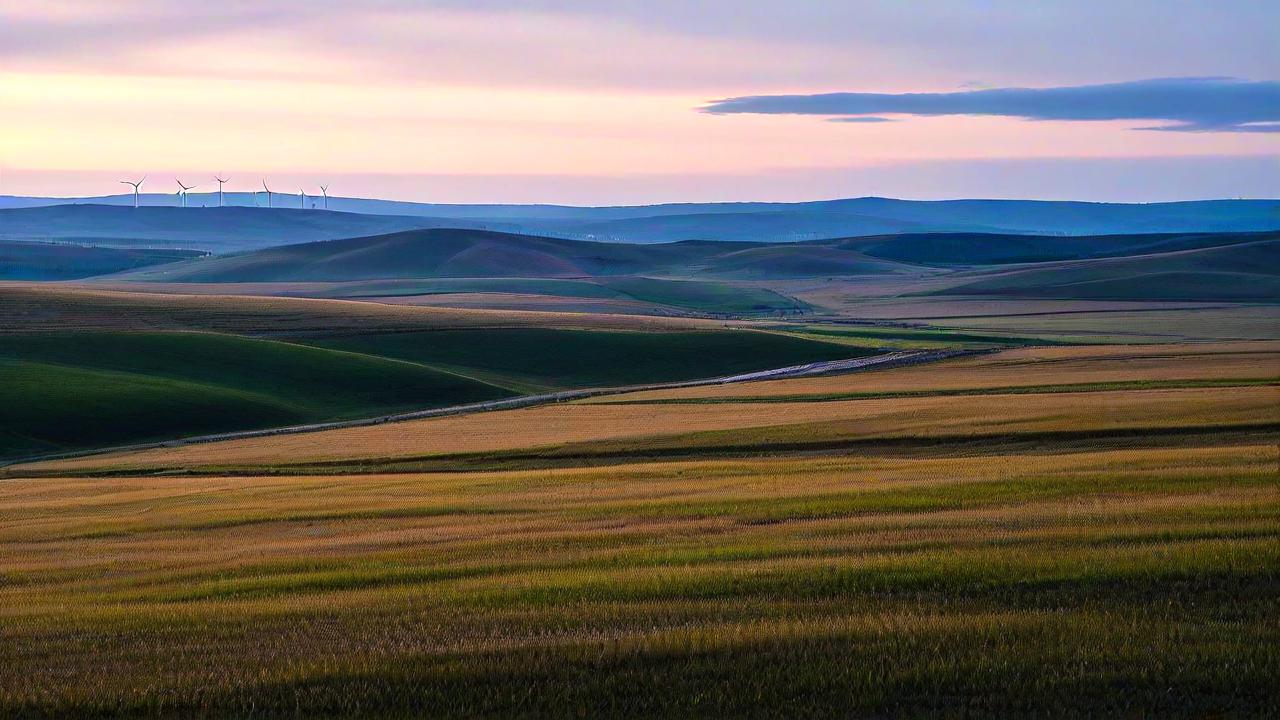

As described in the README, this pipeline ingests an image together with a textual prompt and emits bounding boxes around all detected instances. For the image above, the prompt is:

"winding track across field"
[2,349,973,469]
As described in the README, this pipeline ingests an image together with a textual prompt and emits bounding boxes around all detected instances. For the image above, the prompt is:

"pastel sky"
[2,0,1277,203]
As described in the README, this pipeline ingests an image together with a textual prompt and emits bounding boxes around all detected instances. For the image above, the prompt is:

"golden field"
[2,339,1277,716]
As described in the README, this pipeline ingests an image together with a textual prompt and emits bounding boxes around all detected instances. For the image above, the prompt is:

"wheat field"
[3,342,1277,717]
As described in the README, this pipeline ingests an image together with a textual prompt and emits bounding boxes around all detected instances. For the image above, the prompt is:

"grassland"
[273,276,807,316]
[0,331,512,458]
[0,282,723,335]
[3,284,1277,717]
[0,287,865,458]
[932,238,1280,301]
[764,323,1057,349]
[21,343,1272,477]
[772,282,1280,344]
[601,342,1280,401]
[0,241,205,280]
[310,328,863,391]
[590,276,806,314]
[923,304,1280,343]
[3,423,1276,715]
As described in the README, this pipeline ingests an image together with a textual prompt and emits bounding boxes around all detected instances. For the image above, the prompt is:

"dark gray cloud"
[703,77,1280,132]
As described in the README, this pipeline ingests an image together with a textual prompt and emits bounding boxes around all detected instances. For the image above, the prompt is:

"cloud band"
[702,77,1280,132]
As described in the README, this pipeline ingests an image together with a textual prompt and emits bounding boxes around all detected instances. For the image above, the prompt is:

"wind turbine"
[214,175,229,207]
[261,179,273,208]
[119,176,146,208]
[318,184,329,210]
[300,187,307,209]
[175,178,195,207]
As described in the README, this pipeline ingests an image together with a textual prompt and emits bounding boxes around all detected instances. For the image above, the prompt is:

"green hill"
[0,325,867,459]
[0,331,512,459]
[107,230,760,282]
[0,241,204,280]
[935,239,1280,301]
[110,228,1275,285]
[310,328,866,391]
[841,230,1278,266]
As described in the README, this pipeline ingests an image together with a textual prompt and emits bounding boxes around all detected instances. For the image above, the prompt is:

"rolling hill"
[0,241,205,280]
[99,228,925,313]
[76,228,735,281]
[0,205,516,254]
[841,230,1280,265]
[91,226,1280,309]
[0,331,514,459]
[309,328,868,391]
[0,322,866,459]
[4,196,1277,243]
[108,226,1275,281]
[935,238,1280,301]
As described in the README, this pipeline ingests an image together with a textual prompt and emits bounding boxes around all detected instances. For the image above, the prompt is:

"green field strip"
[0,331,514,458]
[0,359,310,457]
[308,328,865,390]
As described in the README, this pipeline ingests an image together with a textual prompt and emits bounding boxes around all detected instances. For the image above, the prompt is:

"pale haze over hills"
[3,196,1277,249]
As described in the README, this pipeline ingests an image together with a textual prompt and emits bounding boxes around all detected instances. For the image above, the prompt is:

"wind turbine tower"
[318,184,330,210]
[119,176,146,208]
[175,179,195,207]
[262,179,273,208]
[214,175,229,207]
[300,188,307,209]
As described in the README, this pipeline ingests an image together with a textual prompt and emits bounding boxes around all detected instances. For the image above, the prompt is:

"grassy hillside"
[108,229,719,282]
[109,227,1274,288]
[0,331,512,459]
[845,230,1277,265]
[937,238,1280,301]
[696,244,916,278]
[591,276,805,314]
[311,328,864,391]
[317,277,627,300]
[0,283,716,335]
[291,276,806,315]
[0,323,865,458]
[0,241,204,280]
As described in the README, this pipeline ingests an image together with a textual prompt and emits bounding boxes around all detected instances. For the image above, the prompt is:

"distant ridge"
[0,204,512,253]
[2,196,1276,245]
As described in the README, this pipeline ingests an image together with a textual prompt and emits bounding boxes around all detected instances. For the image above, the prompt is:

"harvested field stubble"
[2,444,1278,716]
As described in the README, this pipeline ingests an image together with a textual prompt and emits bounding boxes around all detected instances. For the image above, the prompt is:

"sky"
[2,0,1277,204]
